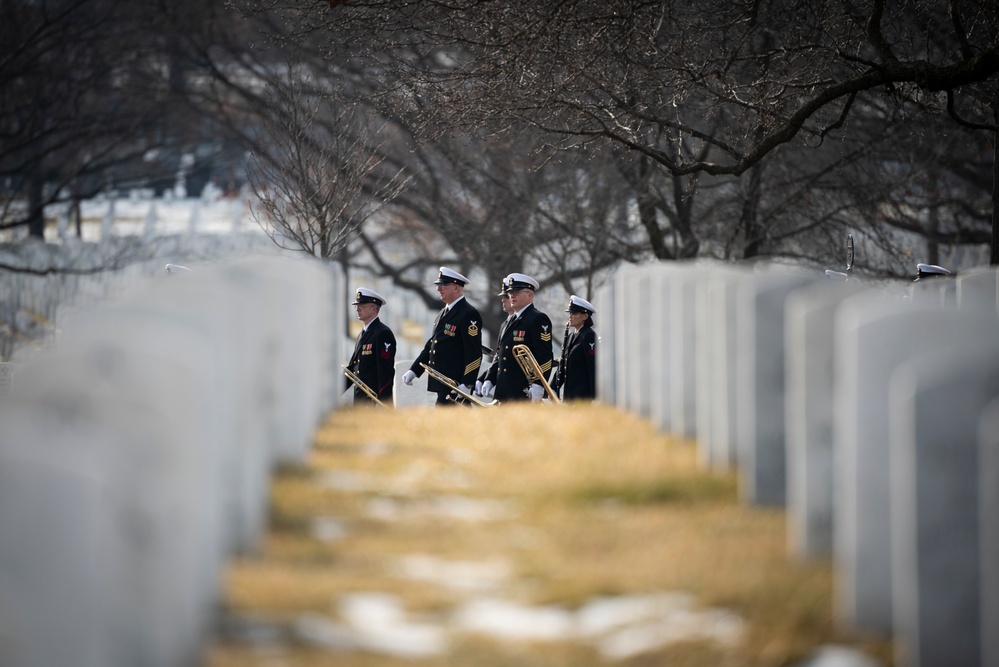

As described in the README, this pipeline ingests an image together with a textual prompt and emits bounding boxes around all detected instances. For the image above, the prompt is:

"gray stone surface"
[222,257,340,464]
[124,273,272,556]
[668,266,701,439]
[909,277,956,306]
[834,294,999,634]
[0,362,14,396]
[695,266,745,470]
[735,269,814,506]
[0,408,117,667]
[612,264,640,412]
[889,345,999,667]
[979,399,999,667]
[785,281,863,559]
[595,279,617,404]
[0,253,345,667]
[957,266,999,316]
[0,352,220,667]
[649,269,675,433]
[626,266,658,419]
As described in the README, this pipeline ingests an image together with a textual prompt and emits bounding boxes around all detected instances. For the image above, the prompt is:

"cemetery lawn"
[206,403,892,667]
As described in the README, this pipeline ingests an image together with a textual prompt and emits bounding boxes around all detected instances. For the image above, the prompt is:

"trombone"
[418,363,498,407]
[342,365,390,408]
[512,344,561,405]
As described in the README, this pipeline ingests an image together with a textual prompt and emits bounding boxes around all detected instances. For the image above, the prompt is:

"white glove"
[481,381,493,396]
[474,380,483,394]
[458,384,469,395]
[528,383,545,402]
[402,370,416,386]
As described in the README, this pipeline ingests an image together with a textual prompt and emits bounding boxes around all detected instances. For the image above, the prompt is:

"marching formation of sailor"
[343,267,598,408]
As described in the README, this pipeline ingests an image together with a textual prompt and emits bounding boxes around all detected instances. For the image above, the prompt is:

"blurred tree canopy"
[0,0,255,238]
[4,0,997,302]
[251,0,999,271]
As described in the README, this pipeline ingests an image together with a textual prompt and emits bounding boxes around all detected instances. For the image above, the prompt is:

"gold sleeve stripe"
[540,333,551,341]
[540,360,552,373]
[465,359,481,374]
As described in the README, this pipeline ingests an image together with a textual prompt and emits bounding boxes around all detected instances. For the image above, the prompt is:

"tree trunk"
[740,164,765,259]
[631,155,671,260]
[927,181,940,266]
[992,119,998,265]
[27,171,45,239]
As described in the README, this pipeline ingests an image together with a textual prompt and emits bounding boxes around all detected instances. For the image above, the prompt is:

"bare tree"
[344,124,635,333]
[259,0,999,265]
[0,0,275,251]
[246,66,411,261]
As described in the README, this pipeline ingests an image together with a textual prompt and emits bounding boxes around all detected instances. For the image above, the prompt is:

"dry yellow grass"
[205,403,892,667]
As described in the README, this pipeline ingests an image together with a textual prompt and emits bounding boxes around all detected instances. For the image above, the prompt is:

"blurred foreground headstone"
[834,293,999,634]
[980,399,999,667]
[0,349,221,667]
[889,345,999,667]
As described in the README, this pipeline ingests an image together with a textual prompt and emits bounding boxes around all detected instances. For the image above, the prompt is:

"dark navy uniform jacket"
[553,323,596,400]
[410,297,483,393]
[346,317,397,403]
[479,315,514,386]
[493,303,554,401]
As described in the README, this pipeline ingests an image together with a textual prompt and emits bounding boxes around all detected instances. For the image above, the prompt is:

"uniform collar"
[513,302,533,319]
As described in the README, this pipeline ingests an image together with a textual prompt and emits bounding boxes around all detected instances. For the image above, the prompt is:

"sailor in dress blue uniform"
[551,295,597,401]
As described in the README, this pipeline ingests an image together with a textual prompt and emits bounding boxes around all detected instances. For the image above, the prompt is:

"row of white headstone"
[0,256,346,667]
[0,226,279,362]
[46,191,251,242]
[595,260,999,667]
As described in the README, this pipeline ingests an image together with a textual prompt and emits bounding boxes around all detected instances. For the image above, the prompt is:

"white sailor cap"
[352,287,386,306]
[433,267,469,286]
[565,295,596,314]
[496,274,514,296]
[914,263,951,282]
[501,272,539,292]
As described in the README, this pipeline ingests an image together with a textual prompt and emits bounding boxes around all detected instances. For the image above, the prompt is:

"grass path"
[206,403,891,666]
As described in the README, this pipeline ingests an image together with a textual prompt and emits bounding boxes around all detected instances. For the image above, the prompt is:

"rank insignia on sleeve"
[468,321,479,336]
[540,325,551,342]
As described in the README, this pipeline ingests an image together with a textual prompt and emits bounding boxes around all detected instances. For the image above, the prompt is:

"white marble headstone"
[889,344,999,667]
[735,269,815,506]
[784,280,864,559]
[834,294,999,634]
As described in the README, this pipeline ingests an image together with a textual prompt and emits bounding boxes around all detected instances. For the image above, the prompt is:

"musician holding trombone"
[492,273,555,402]
[401,267,484,405]
[345,287,397,406]
[475,276,517,399]
[551,295,597,401]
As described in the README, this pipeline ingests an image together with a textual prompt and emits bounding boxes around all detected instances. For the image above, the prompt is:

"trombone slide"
[418,363,498,407]
[342,365,390,408]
